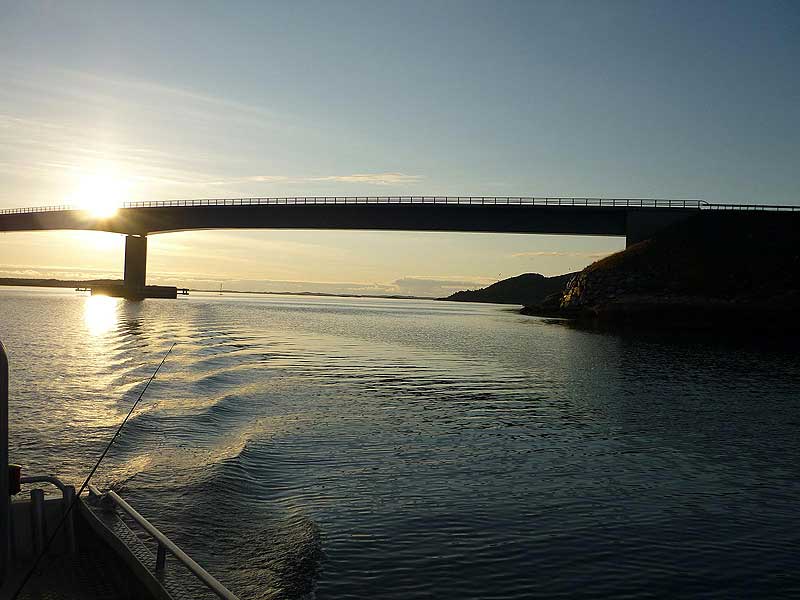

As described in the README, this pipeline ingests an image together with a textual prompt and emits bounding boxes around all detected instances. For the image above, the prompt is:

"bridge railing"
[0,197,707,214]
[0,204,74,215]
[702,202,800,211]
[1,197,798,215]
[117,196,708,209]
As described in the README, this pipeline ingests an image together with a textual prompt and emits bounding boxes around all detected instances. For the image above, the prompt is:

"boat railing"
[17,475,78,554]
[87,483,240,600]
[1,341,8,584]
[19,474,71,493]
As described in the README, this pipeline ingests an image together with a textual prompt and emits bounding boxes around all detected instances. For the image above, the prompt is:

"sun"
[70,172,130,219]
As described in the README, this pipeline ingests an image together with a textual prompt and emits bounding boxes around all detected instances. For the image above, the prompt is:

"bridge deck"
[2,196,795,296]
[0,196,706,237]
[0,196,795,239]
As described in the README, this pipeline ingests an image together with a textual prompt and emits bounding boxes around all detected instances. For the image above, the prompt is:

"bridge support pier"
[123,235,147,291]
[100,235,176,299]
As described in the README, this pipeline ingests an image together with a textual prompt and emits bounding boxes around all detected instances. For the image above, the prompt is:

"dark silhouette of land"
[0,278,122,289]
[0,278,430,300]
[440,272,574,305]
[521,211,800,330]
[191,288,429,300]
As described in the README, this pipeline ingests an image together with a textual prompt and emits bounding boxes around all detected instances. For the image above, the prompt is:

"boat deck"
[9,515,156,600]
[2,343,236,600]
[86,498,214,600]
[5,496,221,600]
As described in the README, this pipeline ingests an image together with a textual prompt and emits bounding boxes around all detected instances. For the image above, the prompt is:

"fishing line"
[10,343,176,600]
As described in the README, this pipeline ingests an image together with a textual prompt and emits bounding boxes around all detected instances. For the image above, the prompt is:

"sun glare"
[84,295,119,336]
[70,172,130,219]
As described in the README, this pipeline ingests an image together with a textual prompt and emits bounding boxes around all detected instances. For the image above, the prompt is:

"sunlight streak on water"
[84,294,119,336]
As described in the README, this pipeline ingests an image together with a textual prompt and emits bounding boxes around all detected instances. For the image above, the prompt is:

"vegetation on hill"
[521,212,800,329]
[442,272,574,305]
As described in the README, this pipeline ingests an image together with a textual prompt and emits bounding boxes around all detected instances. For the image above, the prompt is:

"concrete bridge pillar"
[123,235,147,291]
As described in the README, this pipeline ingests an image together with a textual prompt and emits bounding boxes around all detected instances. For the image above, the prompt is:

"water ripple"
[2,289,799,598]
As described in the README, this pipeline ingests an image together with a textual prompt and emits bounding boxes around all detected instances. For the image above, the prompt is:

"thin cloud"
[2,64,287,129]
[393,276,492,288]
[0,264,119,280]
[308,173,421,185]
[205,172,422,187]
[390,276,494,297]
[245,175,291,183]
[1,118,412,197]
[0,113,239,190]
[512,251,612,259]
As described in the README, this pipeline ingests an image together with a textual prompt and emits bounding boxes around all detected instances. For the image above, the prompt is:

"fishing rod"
[10,343,176,600]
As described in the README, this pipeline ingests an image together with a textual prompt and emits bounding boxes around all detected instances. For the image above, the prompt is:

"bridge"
[1,196,796,298]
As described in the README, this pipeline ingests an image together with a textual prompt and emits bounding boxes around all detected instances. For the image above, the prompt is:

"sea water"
[2,286,798,598]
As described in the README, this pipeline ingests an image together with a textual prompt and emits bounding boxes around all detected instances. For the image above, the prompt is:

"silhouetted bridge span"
[1,196,796,298]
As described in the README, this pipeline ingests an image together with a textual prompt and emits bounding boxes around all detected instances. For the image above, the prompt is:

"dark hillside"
[442,272,574,305]
[522,211,800,329]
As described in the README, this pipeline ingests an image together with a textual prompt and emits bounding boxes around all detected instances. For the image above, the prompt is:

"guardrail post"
[30,489,46,554]
[156,542,167,572]
[62,485,76,553]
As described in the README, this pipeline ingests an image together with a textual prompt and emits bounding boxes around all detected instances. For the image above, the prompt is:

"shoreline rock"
[521,211,800,332]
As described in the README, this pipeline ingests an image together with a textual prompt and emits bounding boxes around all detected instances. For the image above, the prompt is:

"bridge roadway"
[0,196,704,236]
[0,196,793,297]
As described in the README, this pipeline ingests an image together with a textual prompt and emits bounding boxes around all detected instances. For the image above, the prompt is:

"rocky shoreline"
[520,212,800,331]
[522,294,800,331]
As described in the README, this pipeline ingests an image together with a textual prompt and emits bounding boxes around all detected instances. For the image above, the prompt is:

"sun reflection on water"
[84,295,120,336]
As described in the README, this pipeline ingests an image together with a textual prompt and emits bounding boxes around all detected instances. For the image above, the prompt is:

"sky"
[0,0,798,296]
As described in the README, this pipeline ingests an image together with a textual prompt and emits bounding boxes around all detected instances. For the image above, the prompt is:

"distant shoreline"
[188,287,432,301]
[0,278,434,301]
[0,277,123,289]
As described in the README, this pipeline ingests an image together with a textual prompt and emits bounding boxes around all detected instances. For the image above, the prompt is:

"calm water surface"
[1,287,799,598]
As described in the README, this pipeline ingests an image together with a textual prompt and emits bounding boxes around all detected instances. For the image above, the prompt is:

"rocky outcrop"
[521,211,800,330]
